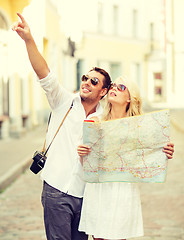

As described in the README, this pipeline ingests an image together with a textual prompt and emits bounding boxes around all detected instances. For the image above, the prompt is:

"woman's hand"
[77,144,91,157]
[163,142,174,159]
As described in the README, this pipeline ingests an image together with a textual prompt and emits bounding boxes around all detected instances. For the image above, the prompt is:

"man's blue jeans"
[41,181,88,240]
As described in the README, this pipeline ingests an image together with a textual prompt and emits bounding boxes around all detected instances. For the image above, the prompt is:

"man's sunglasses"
[110,83,127,92]
[81,75,99,86]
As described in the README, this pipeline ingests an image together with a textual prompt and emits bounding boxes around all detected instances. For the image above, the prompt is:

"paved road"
[0,125,46,191]
[0,171,45,240]
[133,125,184,240]
[0,124,183,240]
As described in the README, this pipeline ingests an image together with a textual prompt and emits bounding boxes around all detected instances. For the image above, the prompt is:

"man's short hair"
[89,67,112,92]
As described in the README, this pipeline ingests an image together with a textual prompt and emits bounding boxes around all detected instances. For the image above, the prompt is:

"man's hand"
[163,142,174,159]
[77,145,91,157]
[77,145,91,166]
[12,13,32,42]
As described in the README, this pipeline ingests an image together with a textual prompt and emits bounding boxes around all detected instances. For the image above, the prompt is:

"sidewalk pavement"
[0,108,184,192]
[143,103,184,134]
[0,124,46,192]
[170,108,184,134]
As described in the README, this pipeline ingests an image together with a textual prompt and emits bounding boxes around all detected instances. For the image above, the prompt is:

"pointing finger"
[17,12,27,23]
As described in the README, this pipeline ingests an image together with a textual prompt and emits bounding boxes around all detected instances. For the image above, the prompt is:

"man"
[12,13,111,240]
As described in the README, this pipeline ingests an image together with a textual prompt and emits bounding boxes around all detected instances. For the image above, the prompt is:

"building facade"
[0,0,76,139]
[0,0,31,138]
[75,0,184,109]
[0,0,183,140]
[75,0,163,101]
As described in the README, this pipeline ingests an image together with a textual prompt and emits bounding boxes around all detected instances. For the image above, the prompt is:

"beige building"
[0,0,31,138]
[75,0,183,108]
[74,0,163,101]
[0,0,183,140]
[0,0,76,139]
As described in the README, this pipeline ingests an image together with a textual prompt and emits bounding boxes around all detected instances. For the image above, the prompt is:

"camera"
[30,151,47,174]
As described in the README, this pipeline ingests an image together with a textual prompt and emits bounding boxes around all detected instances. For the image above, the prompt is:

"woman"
[77,76,174,240]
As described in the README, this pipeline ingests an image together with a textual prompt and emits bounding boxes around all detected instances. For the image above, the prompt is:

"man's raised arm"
[12,13,50,79]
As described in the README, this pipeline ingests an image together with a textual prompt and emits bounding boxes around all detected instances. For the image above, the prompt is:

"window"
[132,9,138,38]
[113,5,119,35]
[153,72,163,101]
[98,2,103,33]
[131,63,141,87]
[76,59,84,91]
[110,63,121,81]
[150,23,154,51]
[2,78,9,116]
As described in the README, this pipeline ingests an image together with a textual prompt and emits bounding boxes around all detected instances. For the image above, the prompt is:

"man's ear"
[100,88,107,98]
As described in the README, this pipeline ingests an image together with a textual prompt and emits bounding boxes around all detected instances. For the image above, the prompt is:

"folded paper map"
[83,109,170,183]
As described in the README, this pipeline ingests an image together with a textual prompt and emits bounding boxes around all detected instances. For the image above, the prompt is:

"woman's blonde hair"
[102,76,143,121]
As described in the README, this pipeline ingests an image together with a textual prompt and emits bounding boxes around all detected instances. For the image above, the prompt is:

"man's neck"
[81,100,98,117]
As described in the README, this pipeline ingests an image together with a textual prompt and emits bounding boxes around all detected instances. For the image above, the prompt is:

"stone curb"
[170,118,184,134]
[0,156,33,192]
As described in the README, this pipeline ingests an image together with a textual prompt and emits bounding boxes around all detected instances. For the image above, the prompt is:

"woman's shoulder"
[89,116,100,122]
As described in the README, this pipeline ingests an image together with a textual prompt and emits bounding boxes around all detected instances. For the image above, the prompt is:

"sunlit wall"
[0,0,184,140]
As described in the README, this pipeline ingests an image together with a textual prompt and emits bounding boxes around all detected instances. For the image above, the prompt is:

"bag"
[30,101,73,174]
[30,151,47,174]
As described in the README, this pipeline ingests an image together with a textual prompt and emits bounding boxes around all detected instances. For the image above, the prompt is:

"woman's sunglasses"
[110,83,127,91]
[81,75,99,86]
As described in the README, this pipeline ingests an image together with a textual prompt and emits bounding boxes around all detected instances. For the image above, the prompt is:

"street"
[0,170,45,240]
[0,124,184,240]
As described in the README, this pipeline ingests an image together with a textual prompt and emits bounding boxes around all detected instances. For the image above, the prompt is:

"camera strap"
[42,101,74,157]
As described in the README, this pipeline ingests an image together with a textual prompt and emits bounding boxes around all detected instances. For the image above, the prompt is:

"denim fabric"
[41,181,88,240]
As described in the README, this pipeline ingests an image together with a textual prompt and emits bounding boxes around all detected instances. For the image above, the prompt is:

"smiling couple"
[12,12,174,240]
